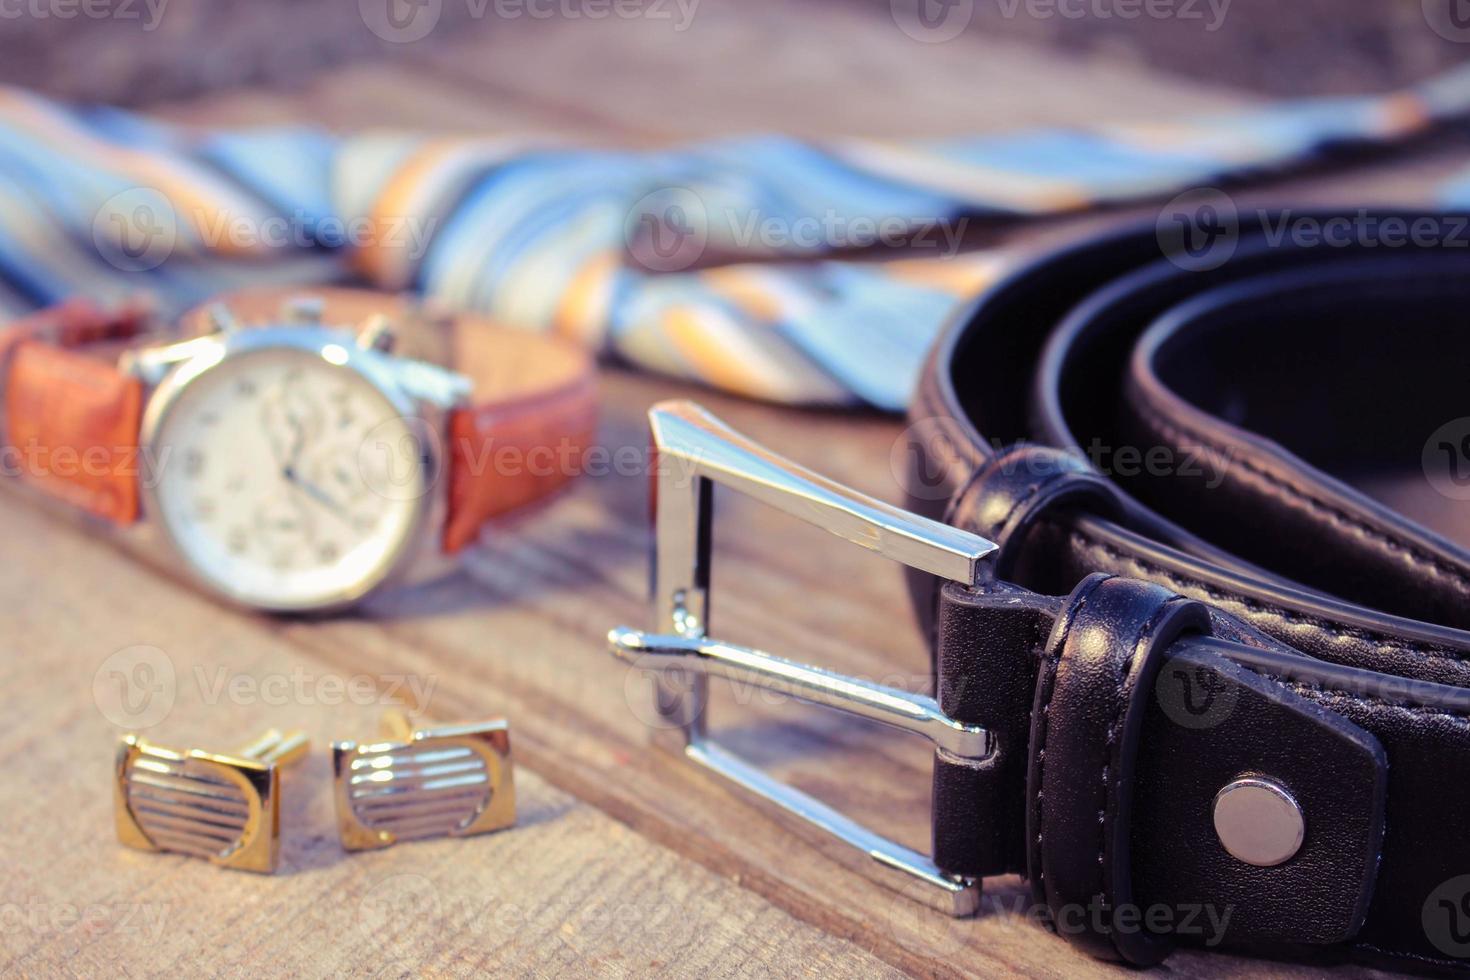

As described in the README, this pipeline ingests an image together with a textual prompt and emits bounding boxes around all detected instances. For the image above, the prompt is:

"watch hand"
[282,466,355,527]
[286,404,311,469]
[260,390,309,470]
[282,482,319,544]
[261,400,291,467]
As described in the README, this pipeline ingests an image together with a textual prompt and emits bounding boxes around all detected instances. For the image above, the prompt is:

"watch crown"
[357,314,397,353]
[282,296,324,325]
[207,303,240,334]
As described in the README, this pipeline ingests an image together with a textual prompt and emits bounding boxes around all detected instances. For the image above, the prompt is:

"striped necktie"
[2,67,1468,410]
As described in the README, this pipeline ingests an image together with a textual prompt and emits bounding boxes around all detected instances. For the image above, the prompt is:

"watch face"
[145,342,430,611]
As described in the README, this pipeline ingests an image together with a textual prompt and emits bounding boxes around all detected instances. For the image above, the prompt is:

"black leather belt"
[610,209,1470,973]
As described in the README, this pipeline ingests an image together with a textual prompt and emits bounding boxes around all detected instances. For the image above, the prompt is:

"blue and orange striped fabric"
[2,67,1469,409]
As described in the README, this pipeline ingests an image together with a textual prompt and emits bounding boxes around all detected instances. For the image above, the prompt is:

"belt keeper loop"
[1027,573,1214,966]
[943,443,1124,584]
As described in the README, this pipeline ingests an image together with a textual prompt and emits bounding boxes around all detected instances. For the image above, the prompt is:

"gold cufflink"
[332,709,515,850]
[114,728,308,873]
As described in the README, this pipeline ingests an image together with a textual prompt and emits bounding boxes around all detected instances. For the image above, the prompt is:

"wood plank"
[147,61,636,141]
[0,488,904,979]
[147,0,1255,141]
[405,0,1257,142]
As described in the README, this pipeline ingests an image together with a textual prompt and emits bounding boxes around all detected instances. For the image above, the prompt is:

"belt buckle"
[608,400,997,917]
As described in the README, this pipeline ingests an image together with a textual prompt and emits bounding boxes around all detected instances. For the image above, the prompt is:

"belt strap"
[909,210,1470,969]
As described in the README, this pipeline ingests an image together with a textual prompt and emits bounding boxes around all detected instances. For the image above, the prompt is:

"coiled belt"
[906,209,1470,970]
[611,209,1470,973]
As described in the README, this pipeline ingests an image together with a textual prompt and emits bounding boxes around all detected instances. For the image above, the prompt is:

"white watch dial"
[148,346,428,610]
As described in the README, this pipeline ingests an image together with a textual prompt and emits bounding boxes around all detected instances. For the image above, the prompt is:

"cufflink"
[332,709,515,850]
[114,728,308,873]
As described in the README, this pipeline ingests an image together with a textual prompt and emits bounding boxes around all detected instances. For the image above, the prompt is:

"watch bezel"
[137,325,444,614]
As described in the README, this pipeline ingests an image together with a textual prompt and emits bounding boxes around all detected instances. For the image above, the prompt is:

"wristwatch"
[611,210,1470,971]
[1,288,596,612]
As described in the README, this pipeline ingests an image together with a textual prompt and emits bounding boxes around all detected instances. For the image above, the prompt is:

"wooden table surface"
[3,3,1464,977]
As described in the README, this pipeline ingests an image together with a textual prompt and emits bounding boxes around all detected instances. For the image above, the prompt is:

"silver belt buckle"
[608,401,997,916]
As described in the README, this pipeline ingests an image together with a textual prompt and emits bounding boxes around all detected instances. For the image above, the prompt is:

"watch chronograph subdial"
[260,368,327,470]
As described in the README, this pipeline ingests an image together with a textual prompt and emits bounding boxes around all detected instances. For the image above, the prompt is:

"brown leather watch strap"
[441,324,597,552]
[2,299,150,523]
[181,287,598,554]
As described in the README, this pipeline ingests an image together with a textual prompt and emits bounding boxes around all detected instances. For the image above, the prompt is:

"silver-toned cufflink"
[115,728,308,873]
[332,710,514,850]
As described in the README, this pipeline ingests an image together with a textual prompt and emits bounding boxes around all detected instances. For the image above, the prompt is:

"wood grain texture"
[0,371,1418,979]
[3,0,1457,105]
[5,5,1467,976]
[148,0,1255,141]
[0,480,904,979]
